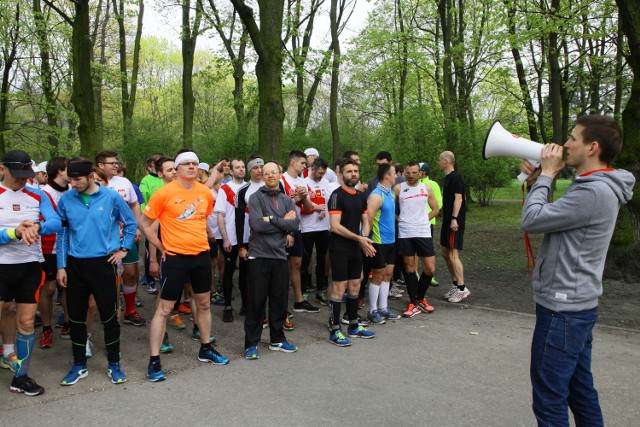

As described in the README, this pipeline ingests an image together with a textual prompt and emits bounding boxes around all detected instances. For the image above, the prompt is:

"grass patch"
[493,178,571,201]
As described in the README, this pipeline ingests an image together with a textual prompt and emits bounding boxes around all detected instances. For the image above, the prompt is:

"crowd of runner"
[0,146,470,395]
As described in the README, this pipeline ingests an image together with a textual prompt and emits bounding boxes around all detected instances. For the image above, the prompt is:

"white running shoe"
[448,287,471,303]
[444,285,458,299]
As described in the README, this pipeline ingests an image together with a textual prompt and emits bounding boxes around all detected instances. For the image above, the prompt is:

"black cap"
[2,150,36,179]
[420,163,430,174]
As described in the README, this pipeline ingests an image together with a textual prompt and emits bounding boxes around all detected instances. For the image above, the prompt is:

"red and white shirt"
[301,177,331,233]
[213,181,244,246]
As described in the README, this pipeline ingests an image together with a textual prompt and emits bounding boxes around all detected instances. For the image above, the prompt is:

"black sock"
[346,295,359,323]
[193,324,199,332]
[329,299,341,329]
[200,343,210,352]
[417,273,432,301]
[404,271,419,304]
[43,325,52,332]
[150,355,160,363]
[458,284,465,291]
[453,280,458,286]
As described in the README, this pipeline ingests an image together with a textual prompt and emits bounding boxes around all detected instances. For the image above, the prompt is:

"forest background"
[0,0,639,279]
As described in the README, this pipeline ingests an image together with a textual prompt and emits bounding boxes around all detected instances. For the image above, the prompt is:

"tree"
[181,0,203,149]
[231,0,285,160]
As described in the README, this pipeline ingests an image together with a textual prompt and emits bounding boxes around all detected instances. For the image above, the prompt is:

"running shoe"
[268,341,298,353]
[210,292,224,305]
[169,314,186,330]
[178,303,192,315]
[262,317,268,329]
[39,328,53,349]
[136,295,143,307]
[431,277,440,287]
[148,360,167,382]
[448,287,471,303]
[245,346,260,360]
[198,347,230,365]
[160,342,173,354]
[357,297,365,309]
[367,310,386,325]
[417,298,435,313]
[403,304,421,318]
[393,278,405,286]
[389,286,403,300]
[123,311,146,327]
[315,292,328,306]
[191,330,216,343]
[379,307,401,320]
[60,325,71,339]
[283,313,295,331]
[60,363,88,386]
[147,283,158,295]
[347,325,376,339]
[443,284,458,299]
[10,375,44,396]
[107,362,126,384]
[0,352,19,372]
[340,313,370,326]
[293,300,320,313]
[329,329,352,347]
[222,307,234,323]
[55,313,65,328]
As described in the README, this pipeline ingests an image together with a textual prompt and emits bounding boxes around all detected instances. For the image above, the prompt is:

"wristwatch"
[451,216,458,220]
[120,247,129,253]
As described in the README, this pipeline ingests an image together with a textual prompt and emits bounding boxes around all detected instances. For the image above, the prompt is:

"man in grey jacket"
[521,114,635,427]
[244,162,301,359]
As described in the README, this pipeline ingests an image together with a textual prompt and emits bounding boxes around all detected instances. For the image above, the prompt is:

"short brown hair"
[574,115,622,165]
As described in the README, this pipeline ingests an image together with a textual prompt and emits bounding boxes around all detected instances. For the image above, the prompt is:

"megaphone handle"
[517,159,541,183]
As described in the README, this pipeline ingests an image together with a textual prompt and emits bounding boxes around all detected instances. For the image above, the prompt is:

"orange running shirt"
[144,180,213,255]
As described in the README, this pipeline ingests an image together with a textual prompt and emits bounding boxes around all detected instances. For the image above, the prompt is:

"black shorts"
[397,238,435,257]
[371,243,396,270]
[40,253,57,281]
[440,227,464,250]
[160,251,211,301]
[209,239,219,258]
[0,262,44,304]
[330,250,363,282]
[286,230,304,258]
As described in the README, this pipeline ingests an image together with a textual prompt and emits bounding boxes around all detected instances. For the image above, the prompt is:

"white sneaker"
[444,285,458,299]
[448,287,471,303]
[389,286,403,299]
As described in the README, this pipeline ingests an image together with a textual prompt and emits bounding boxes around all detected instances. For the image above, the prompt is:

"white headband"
[247,158,264,171]
[175,151,199,166]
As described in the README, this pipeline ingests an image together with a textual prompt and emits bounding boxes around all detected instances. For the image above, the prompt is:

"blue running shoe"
[198,347,230,365]
[60,363,88,386]
[367,309,386,325]
[160,342,173,354]
[379,307,401,320]
[347,325,376,339]
[191,330,216,343]
[148,360,167,382]
[269,341,298,353]
[107,362,127,384]
[55,312,65,328]
[210,292,225,306]
[245,346,260,360]
[329,329,352,347]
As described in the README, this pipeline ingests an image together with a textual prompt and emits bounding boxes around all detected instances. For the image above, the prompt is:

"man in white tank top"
[394,161,440,318]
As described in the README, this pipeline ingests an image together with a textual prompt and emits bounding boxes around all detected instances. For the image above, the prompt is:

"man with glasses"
[0,150,61,396]
[96,150,146,326]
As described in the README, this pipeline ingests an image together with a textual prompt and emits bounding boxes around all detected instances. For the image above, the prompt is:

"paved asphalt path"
[1,292,638,426]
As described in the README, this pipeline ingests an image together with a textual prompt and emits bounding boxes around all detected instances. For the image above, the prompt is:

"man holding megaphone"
[519,115,635,427]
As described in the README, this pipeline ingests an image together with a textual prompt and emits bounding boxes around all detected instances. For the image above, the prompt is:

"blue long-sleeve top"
[56,185,137,268]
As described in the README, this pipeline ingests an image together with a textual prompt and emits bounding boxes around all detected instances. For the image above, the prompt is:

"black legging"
[65,256,120,364]
[301,230,329,290]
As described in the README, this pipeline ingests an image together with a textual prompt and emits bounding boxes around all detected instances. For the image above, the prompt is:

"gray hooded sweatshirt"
[521,170,635,312]
[248,185,300,260]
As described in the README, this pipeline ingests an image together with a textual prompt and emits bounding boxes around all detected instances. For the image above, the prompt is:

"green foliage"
[466,157,514,206]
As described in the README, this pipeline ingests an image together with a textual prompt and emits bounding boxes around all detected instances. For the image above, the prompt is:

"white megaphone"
[483,120,544,183]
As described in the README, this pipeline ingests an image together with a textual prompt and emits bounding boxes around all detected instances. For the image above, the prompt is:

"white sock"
[379,281,390,310]
[4,343,15,354]
[368,283,380,313]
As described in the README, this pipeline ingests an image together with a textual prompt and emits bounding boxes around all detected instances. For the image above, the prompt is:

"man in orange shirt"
[140,151,229,382]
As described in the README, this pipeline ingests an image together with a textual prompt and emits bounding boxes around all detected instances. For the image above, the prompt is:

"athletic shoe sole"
[403,311,420,318]
[347,331,375,339]
[268,344,298,353]
[198,355,230,365]
[329,338,352,347]
[9,386,44,396]
[148,374,166,382]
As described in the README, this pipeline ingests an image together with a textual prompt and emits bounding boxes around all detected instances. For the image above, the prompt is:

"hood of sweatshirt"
[574,169,635,205]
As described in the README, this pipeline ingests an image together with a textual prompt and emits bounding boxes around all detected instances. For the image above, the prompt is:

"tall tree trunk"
[614,18,624,122]
[396,0,408,147]
[231,0,285,160]
[0,3,20,157]
[438,0,458,151]
[610,0,640,280]
[329,0,341,157]
[181,0,202,149]
[93,0,109,152]
[547,0,563,144]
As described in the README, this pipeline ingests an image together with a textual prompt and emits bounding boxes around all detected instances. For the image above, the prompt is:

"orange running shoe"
[178,303,192,315]
[283,314,295,331]
[169,314,186,330]
[417,298,435,313]
[403,304,421,318]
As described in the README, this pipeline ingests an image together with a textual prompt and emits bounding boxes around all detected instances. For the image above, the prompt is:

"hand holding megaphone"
[483,120,544,183]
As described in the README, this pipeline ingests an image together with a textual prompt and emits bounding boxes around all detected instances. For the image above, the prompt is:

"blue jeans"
[531,304,603,427]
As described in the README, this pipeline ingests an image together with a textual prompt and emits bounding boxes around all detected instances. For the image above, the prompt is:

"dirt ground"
[444,200,640,330]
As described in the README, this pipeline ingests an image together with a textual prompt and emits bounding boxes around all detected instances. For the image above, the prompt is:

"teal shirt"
[369,186,395,244]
